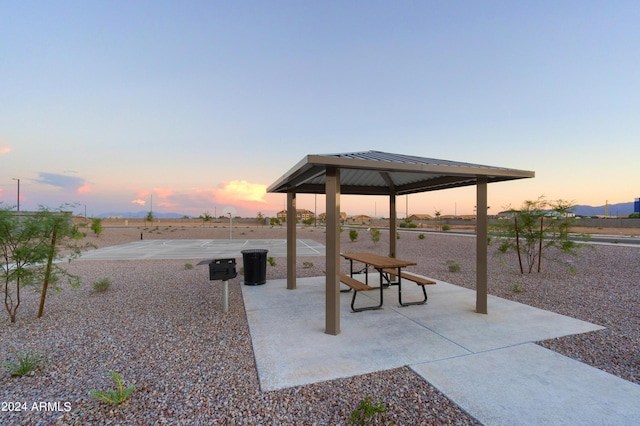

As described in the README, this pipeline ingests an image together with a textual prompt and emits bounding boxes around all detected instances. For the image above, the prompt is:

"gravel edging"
[1,225,638,424]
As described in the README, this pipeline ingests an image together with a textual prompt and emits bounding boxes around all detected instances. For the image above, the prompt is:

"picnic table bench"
[381,268,435,305]
[339,273,380,312]
[340,252,435,311]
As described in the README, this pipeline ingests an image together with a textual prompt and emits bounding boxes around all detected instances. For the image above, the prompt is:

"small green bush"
[3,350,41,376]
[370,228,381,245]
[349,229,358,242]
[90,218,103,237]
[267,257,276,267]
[513,283,523,293]
[348,396,390,425]
[184,263,194,270]
[446,260,461,272]
[92,277,111,292]
[418,233,425,240]
[303,261,314,268]
[90,370,135,405]
[442,224,451,231]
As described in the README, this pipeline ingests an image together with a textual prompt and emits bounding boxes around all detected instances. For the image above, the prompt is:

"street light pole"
[12,178,20,212]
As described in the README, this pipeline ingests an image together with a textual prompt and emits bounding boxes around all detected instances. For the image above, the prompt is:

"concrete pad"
[242,276,604,392]
[412,343,640,425]
[243,277,470,391]
[78,239,325,260]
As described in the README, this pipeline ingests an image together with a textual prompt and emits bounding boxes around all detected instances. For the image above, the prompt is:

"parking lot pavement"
[77,239,325,261]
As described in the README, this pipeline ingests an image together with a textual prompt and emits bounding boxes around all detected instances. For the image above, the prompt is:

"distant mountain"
[97,211,192,219]
[572,202,635,217]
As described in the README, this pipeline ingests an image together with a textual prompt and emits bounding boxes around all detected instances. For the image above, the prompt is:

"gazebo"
[267,150,534,335]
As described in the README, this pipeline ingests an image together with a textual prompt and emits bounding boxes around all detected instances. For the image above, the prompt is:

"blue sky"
[1,1,638,218]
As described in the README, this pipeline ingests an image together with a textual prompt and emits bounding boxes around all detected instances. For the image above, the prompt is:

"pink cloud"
[131,199,146,206]
[214,180,267,204]
[77,184,92,194]
[154,188,175,199]
[0,146,10,155]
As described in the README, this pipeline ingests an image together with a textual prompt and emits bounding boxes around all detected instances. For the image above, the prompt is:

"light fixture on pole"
[222,206,236,240]
[12,178,20,212]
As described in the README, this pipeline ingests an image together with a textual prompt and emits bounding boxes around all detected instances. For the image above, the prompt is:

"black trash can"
[241,249,268,285]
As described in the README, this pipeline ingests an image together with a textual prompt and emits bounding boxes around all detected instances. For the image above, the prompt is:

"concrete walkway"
[242,276,640,425]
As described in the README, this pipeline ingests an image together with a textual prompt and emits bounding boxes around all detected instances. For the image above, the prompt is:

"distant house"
[407,214,434,221]
[349,214,372,223]
[318,212,348,222]
[276,209,315,221]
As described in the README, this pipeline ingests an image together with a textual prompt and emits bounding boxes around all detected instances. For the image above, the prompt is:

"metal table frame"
[341,252,418,309]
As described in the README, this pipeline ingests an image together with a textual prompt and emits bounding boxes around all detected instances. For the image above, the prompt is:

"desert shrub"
[184,263,194,270]
[418,233,425,240]
[90,371,135,405]
[3,350,41,376]
[446,260,461,272]
[267,257,276,266]
[90,218,103,237]
[370,228,381,245]
[92,277,111,292]
[492,196,586,273]
[349,229,358,242]
[303,261,314,268]
[0,206,90,322]
[442,224,451,231]
[348,396,390,425]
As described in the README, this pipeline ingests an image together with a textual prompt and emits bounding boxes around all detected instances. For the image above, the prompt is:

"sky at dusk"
[1,1,638,218]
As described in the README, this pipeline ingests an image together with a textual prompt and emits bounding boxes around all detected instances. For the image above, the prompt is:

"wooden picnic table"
[340,252,426,311]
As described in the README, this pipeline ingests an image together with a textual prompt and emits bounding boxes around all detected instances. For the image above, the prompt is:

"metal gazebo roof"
[267,150,535,195]
[268,150,535,336]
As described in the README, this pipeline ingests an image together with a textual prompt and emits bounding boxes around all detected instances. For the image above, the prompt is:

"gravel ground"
[1,225,638,425]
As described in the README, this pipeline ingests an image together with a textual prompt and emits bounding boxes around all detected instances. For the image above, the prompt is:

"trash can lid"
[241,249,269,254]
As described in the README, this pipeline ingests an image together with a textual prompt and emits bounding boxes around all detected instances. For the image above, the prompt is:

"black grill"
[197,258,237,281]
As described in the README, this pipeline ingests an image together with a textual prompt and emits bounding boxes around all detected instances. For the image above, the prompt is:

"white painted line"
[298,239,323,255]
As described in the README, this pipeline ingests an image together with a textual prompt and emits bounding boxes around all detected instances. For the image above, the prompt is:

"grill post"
[197,258,237,312]
[222,280,229,313]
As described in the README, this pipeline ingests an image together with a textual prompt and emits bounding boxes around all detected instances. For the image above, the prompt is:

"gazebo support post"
[476,175,488,314]
[325,167,341,335]
[389,190,397,258]
[287,192,297,290]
